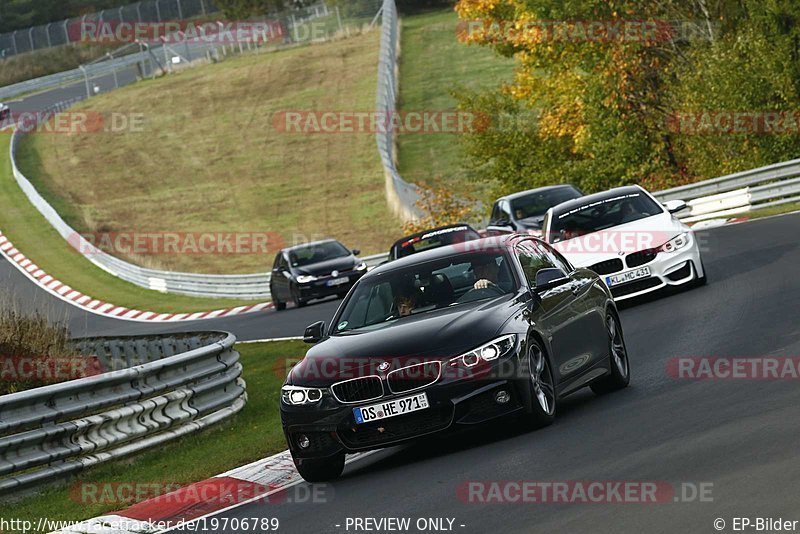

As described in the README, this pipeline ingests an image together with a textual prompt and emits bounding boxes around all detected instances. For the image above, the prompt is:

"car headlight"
[281,385,325,405]
[296,275,318,284]
[355,262,367,271]
[448,334,517,368]
[661,232,690,253]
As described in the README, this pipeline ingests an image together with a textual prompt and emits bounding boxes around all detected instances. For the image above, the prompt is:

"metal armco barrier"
[0,331,245,495]
[652,159,800,222]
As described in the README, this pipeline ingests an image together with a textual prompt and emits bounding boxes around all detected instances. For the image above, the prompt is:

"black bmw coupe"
[281,234,630,481]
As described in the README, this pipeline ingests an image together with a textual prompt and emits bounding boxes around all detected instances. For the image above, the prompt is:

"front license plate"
[606,266,651,287]
[353,392,429,424]
[326,277,349,287]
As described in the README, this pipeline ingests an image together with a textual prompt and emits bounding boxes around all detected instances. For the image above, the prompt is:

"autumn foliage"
[453,0,800,198]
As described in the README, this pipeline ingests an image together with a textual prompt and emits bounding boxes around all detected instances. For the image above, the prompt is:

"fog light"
[495,390,510,404]
[297,434,310,449]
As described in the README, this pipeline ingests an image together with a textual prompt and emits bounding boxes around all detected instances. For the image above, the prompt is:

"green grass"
[5,341,304,527]
[742,202,800,220]
[17,30,401,275]
[396,9,515,195]
[0,133,260,313]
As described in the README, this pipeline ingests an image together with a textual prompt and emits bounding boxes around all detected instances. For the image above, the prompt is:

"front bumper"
[605,237,704,300]
[297,270,365,301]
[281,361,528,459]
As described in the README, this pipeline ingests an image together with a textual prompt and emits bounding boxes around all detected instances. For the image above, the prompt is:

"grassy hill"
[17,31,400,275]
[396,9,515,198]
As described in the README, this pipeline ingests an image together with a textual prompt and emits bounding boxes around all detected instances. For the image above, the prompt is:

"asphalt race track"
[5,76,800,533]
[182,213,798,533]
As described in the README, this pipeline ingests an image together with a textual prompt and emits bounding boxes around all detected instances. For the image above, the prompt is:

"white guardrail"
[0,331,245,496]
[5,0,800,300]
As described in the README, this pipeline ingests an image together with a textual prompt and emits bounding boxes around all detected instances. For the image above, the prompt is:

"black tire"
[591,311,630,395]
[291,286,307,308]
[294,453,345,482]
[274,299,286,311]
[522,339,556,429]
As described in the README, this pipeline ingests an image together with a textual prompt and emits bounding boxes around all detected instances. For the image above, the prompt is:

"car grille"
[387,362,441,394]
[589,258,623,275]
[338,406,453,448]
[330,376,384,404]
[626,248,659,268]
[610,277,662,298]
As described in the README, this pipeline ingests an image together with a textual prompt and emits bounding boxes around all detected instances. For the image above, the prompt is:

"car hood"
[289,294,520,386]
[551,213,686,268]
[295,256,356,276]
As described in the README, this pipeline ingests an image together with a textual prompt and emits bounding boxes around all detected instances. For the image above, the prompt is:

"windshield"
[288,241,350,267]
[549,192,663,243]
[511,187,582,220]
[393,226,481,259]
[334,252,516,333]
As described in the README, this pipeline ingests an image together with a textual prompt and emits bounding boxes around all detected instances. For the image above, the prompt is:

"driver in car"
[472,255,501,290]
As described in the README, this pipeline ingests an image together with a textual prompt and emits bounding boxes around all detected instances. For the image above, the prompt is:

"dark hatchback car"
[388,224,481,261]
[488,184,584,235]
[281,235,630,481]
[270,240,367,310]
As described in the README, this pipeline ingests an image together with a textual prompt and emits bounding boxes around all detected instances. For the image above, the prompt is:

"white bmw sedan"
[542,185,705,300]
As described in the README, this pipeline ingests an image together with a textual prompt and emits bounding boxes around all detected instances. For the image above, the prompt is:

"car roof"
[496,184,580,203]
[280,239,343,254]
[370,234,518,276]
[549,185,646,217]
[390,223,478,249]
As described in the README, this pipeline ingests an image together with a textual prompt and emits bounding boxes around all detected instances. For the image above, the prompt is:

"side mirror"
[664,199,688,214]
[534,268,570,293]
[352,249,361,256]
[304,321,325,344]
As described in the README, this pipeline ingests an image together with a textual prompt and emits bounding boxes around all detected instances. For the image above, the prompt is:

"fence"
[375,0,421,222]
[0,0,221,60]
[0,331,245,495]
[0,1,361,101]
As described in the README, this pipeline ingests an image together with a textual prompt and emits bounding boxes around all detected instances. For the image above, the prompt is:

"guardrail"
[652,159,800,222]
[0,331,245,495]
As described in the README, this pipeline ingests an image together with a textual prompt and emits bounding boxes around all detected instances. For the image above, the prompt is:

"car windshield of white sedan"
[334,253,516,333]
[289,241,350,267]
[550,192,663,243]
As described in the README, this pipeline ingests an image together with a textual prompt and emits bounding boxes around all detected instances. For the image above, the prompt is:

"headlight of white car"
[661,232,690,253]
[281,385,325,405]
[448,334,517,368]
[296,275,318,283]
